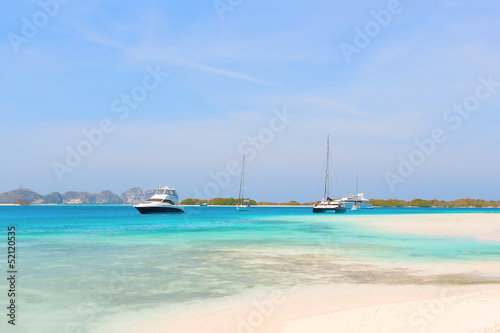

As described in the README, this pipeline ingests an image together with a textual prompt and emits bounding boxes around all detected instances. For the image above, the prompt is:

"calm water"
[1,206,499,332]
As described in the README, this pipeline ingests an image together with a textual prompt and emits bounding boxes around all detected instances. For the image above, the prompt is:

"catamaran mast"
[324,136,330,201]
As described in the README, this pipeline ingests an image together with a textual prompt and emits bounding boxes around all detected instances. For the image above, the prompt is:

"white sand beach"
[118,284,500,333]
[115,213,500,333]
[283,287,500,333]
[347,213,500,243]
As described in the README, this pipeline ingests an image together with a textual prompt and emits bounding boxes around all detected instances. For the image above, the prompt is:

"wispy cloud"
[84,34,136,53]
[83,33,279,86]
[176,59,279,86]
[304,96,372,118]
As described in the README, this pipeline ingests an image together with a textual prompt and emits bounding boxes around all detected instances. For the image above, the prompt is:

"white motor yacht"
[336,174,373,210]
[134,186,185,214]
[336,193,373,210]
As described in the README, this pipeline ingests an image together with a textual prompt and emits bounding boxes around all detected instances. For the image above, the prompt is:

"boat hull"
[335,206,347,213]
[339,202,373,209]
[134,205,185,214]
[312,205,346,213]
[236,205,250,211]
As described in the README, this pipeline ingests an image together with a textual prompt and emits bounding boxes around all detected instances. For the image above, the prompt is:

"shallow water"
[1,206,499,332]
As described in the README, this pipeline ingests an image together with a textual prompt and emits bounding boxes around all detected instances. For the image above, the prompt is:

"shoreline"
[183,204,313,207]
[3,204,500,208]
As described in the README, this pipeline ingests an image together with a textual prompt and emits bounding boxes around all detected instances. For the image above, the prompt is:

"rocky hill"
[61,191,97,204]
[95,190,124,204]
[0,189,43,204]
[0,188,156,205]
[120,187,156,204]
[33,192,64,204]
[120,187,145,204]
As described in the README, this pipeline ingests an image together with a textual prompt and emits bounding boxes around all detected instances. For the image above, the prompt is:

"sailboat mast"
[324,136,330,201]
[356,172,359,195]
[239,155,246,204]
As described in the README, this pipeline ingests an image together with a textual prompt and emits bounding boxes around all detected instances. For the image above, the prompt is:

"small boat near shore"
[134,186,185,214]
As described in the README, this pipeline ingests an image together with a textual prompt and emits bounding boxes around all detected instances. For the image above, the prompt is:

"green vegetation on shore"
[367,198,500,208]
[180,197,320,206]
[180,197,500,207]
[256,200,317,206]
[180,197,257,206]
[178,198,209,205]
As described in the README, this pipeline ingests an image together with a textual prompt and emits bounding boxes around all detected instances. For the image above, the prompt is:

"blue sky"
[1,0,499,202]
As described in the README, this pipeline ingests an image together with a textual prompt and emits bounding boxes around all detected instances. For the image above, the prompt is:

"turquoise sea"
[1,206,500,332]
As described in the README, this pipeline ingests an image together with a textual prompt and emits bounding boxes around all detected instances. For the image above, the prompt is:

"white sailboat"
[312,136,346,214]
[236,155,250,211]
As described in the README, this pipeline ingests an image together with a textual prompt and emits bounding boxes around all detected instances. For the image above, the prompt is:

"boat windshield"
[155,188,177,196]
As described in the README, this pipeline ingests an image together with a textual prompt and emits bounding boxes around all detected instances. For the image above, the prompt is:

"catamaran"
[236,155,251,211]
[312,137,346,214]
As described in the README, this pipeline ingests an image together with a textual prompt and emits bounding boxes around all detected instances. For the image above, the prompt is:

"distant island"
[0,188,498,207]
[0,188,153,205]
